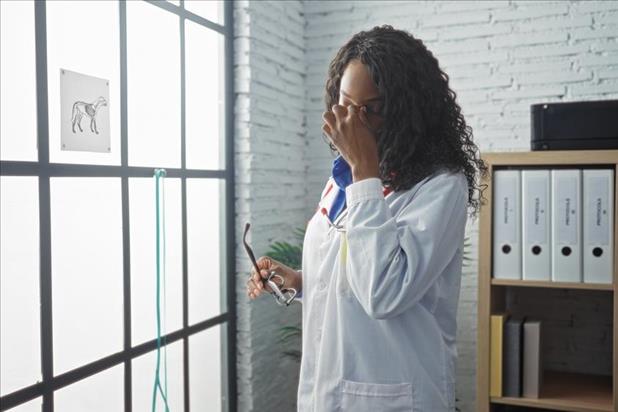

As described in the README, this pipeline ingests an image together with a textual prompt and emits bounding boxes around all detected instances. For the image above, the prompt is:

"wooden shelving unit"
[490,279,614,291]
[491,371,612,412]
[477,150,618,412]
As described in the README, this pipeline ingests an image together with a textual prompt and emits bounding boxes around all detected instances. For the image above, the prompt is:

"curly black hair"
[324,24,488,218]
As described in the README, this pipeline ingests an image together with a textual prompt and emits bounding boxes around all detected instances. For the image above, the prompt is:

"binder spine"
[493,170,522,280]
[583,169,615,284]
[522,170,551,281]
[551,169,582,282]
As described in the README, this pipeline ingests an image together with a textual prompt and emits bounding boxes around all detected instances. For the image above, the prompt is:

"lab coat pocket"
[340,379,414,412]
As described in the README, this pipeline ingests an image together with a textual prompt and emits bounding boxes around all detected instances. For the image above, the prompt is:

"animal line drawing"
[71,96,108,134]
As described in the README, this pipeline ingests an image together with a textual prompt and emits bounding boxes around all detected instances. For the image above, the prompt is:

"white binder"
[522,170,551,281]
[583,169,614,284]
[493,170,521,280]
[551,169,582,282]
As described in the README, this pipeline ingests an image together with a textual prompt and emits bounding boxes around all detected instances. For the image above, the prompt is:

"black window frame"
[0,1,236,411]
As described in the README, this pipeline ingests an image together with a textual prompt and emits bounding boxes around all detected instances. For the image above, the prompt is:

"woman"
[246,25,487,411]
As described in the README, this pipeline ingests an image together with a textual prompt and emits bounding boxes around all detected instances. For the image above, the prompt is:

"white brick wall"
[235,1,618,411]
[304,1,617,411]
[234,1,306,411]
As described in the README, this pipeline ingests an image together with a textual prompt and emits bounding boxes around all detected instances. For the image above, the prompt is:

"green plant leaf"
[282,350,302,361]
[279,328,302,342]
[265,232,304,269]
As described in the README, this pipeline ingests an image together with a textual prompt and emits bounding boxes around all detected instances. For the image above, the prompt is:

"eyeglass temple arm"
[244,223,296,306]
[243,223,263,276]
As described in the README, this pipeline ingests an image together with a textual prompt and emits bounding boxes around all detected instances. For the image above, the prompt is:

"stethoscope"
[320,206,348,233]
[318,181,394,233]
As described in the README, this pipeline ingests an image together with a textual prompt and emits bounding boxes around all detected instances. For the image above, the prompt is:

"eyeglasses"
[321,105,382,151]
[242,222,298,306]
[360,104,385,119]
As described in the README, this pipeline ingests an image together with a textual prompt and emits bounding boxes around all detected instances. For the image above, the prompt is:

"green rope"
[152,168,170,412]
[161,169,169,407]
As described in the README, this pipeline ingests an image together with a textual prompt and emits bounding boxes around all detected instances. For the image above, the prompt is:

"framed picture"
[60,68,110,153]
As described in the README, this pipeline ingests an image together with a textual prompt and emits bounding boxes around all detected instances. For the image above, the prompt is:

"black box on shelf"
[530,99,618,151]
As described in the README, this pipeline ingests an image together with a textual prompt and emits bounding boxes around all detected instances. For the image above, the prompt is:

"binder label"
[586,176,610,245]
[557,176,578,245]
[496,174,518,243]
[526,176,547,244]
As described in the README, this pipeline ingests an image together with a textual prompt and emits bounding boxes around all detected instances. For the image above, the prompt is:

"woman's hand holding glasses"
[243,223,301,305]
[246,256,301,300]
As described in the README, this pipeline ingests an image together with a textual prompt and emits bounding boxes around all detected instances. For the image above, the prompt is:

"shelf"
[482,150,618,166]
[477,150,618,412]
[491,278,614,291]
[491,371,613,412]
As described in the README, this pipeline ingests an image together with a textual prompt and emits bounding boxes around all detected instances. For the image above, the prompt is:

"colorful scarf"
[328,155,353,222]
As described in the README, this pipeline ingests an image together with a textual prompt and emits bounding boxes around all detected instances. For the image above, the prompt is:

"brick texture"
[233,1,305,411]
[234,1,618,411]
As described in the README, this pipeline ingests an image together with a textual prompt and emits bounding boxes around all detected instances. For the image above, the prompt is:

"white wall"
[304,2,618,411]
[235,1,618,411]
[233,1,306,411]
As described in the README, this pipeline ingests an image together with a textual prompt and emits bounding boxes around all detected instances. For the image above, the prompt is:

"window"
[0,1,235,411]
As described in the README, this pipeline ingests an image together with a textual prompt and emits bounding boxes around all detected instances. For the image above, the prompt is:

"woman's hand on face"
[246,256,299,300]
[322,104,380,182]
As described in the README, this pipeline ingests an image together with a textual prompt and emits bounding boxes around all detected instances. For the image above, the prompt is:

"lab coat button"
[318,281,326,290]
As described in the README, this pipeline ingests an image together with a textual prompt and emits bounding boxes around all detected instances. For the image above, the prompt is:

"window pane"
[0,1,37,161]
[190,325,223,411]
[46,1,121,165]
[54,365,123,411]
[185,0,224,25]
[50,178,123,374]
[132,341,184,412]
[130,178,183,345]
[185,21,225,170]
[0,177,41,395]
[127,1,181,168]
[187,179,225,324]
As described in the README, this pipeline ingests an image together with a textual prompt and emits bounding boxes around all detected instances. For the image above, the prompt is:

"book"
[490,313,509,397]
[503,316,524,397]
[522,319,543,398]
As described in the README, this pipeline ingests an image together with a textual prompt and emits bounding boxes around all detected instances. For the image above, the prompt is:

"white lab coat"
[294,168,468,412]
